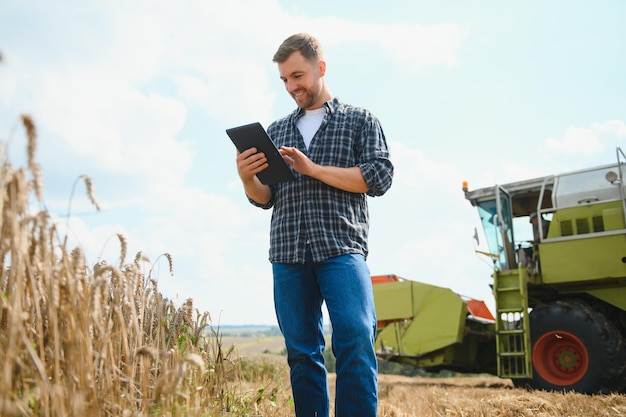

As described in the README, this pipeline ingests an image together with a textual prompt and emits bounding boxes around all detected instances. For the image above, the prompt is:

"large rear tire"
[527,300,626,394]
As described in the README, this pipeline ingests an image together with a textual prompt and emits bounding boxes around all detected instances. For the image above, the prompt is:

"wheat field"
[2,115,626,416]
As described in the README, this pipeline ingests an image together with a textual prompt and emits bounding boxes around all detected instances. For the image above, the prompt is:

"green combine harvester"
[372,147,626,394]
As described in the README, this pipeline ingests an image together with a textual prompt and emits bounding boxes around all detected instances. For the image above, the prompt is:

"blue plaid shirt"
[250,97,394,264]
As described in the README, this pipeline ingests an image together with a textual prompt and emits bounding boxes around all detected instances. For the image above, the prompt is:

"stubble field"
[228,335,626,417]
[374,374,626,417]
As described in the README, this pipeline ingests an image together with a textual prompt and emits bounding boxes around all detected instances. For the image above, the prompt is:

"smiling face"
[278,50,330,110]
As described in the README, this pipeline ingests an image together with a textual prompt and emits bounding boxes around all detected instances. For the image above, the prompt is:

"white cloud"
[34,71,192,182]
[173,70,276,126]
[545,126,603,155]
[366,23,467,70]
[389,141,460,189]
[545,120,625,156]
[309,18,467,71]
[591,120,626,136]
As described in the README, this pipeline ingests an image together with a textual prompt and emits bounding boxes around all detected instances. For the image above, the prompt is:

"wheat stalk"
[0,114,288,416]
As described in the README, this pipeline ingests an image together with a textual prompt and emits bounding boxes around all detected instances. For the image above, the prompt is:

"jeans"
[272,248,378,417]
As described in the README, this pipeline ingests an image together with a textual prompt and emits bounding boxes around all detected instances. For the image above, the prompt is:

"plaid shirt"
[250,97,394,264]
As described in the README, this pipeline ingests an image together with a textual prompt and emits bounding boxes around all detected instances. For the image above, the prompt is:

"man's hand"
[279,146,317,177]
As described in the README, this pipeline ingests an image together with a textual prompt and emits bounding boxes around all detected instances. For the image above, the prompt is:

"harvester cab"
[465,148,626,278]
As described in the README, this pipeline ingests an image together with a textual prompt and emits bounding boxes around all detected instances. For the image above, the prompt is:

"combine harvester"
[373,147,626,394]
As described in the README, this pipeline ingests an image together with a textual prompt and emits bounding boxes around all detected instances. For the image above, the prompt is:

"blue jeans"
[272,249,378,417]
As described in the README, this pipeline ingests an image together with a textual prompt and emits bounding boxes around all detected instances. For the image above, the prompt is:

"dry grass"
[1,114,625,416]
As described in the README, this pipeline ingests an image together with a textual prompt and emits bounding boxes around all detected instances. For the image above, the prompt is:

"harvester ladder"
[493,264,533,379]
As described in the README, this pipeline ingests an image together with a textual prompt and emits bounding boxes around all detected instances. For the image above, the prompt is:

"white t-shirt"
[297,107,326,149]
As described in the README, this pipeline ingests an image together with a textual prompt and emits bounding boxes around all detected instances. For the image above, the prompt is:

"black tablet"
[226,122,296,185]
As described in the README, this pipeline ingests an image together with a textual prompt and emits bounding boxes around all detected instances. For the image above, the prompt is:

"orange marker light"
[462,181,468,192]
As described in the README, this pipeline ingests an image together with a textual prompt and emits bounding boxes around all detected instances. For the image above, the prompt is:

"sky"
[1,0,625,325]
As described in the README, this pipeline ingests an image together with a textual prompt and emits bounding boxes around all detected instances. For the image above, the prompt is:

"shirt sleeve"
[247,186,275,209]
[360,158,394,197]
[357,116,394,197]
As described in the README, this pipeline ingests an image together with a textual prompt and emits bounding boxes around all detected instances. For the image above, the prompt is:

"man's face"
[278,51,326,110]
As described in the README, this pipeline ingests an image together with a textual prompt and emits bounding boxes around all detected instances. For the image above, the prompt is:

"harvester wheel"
[527,300,626,394]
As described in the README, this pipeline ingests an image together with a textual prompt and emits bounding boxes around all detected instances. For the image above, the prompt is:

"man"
[235,33,393,417]
[530,211,550,244]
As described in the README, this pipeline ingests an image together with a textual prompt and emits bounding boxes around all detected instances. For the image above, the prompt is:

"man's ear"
[318,60,326,77]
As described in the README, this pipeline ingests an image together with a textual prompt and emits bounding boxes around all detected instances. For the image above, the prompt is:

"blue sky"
[1,0,624,325]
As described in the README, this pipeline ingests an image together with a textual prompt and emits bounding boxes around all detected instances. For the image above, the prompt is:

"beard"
[292,84,323,109]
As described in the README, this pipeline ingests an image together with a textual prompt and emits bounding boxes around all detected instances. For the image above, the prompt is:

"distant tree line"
[218,326,283,338]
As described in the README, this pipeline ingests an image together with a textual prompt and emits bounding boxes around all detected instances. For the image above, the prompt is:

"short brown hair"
[272,33,324,63]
